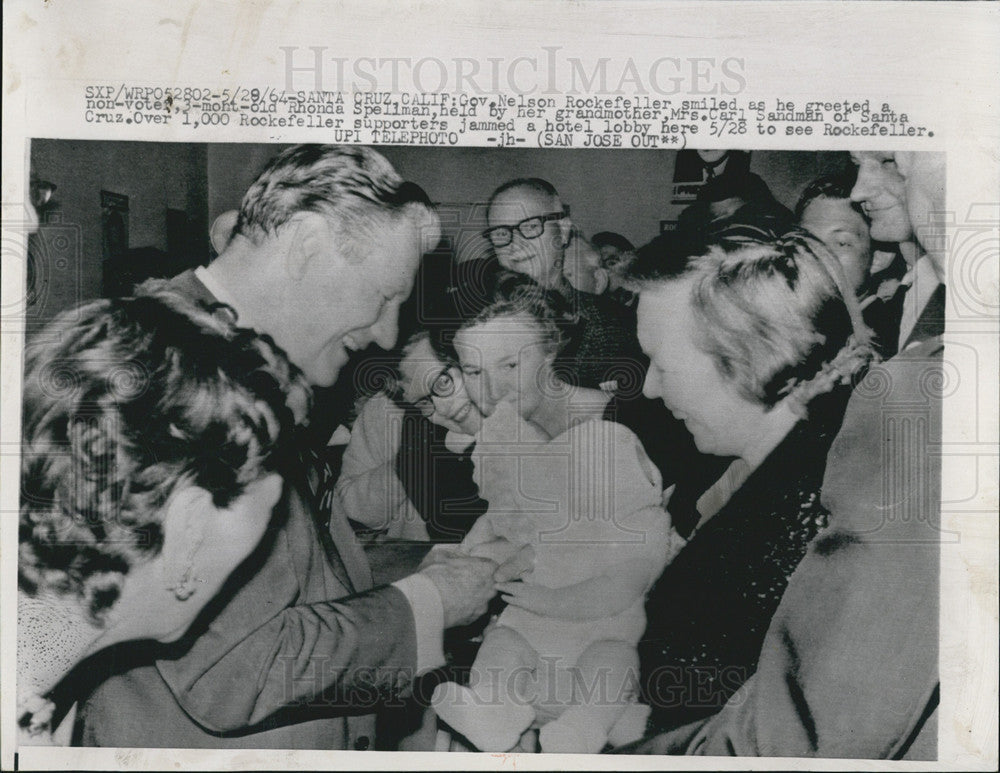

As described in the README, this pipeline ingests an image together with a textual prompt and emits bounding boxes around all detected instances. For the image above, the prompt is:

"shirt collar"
[194,266,256,331]
[898,254,942,350]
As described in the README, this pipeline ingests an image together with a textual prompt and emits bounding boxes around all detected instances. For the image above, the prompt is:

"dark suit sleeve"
[160,587,418,733]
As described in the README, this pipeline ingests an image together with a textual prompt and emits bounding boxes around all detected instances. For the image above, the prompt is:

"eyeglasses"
[411,366,458,416]
[484,212,565,248]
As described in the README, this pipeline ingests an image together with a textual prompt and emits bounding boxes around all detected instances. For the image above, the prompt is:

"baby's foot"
[539,712,608,754]
[607,701,651,747]
[431,682,534,752]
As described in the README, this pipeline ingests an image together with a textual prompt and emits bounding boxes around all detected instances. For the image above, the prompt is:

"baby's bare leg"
[431,625,538,752]
[539,639,642,754]
[470,625,538,702]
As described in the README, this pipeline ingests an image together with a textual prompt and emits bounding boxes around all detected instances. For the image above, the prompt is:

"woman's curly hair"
[18,287,310,623]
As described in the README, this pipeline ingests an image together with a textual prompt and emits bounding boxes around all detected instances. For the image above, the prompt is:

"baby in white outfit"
[431,401,677,753]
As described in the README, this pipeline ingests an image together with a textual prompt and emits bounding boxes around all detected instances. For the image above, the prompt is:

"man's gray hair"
[235,144,435,253]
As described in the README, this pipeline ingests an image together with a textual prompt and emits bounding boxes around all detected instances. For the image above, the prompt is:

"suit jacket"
[629,328,943,758]
[79,271,419,750]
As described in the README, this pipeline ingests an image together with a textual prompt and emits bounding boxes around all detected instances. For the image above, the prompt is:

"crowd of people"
[17,144,945,758]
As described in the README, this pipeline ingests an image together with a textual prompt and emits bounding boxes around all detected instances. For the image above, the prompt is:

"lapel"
[291,458,373,594]
[326,493,374,592]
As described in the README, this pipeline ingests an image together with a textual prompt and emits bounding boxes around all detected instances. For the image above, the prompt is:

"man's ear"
[285,213,337,280]
[209,210,239,255]
[593,267,610,296]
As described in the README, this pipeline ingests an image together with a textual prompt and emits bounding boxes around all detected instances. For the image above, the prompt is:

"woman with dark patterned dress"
[629,229,876,735]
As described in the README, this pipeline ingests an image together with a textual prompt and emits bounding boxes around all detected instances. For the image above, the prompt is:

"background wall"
[28,140,208,329]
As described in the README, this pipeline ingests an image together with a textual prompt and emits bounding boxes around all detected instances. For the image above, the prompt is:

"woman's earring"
[169,563,202,601]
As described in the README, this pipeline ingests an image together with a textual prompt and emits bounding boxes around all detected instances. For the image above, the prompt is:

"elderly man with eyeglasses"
[484,178,645,391]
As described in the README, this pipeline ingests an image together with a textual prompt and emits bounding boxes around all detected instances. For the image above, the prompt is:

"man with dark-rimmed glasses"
[484,177,644,390]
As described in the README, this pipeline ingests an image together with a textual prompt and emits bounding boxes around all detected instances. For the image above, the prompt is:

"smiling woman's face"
[453,313,554,423]
[399,336,482,435]
[637,278,770,459]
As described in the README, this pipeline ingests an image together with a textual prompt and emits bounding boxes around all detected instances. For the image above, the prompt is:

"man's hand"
[419,553,499,628]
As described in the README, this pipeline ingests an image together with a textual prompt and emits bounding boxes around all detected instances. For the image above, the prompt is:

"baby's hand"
[493,544,536,583]
[473,402,548,507]
[495,580,560,617]
[468,537,520,565]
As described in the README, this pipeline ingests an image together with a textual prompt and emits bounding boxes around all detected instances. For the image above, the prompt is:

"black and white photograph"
[13,140,948,758]
[2,2,997,771]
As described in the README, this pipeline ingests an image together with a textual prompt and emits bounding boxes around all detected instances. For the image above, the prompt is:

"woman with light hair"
[629,227,876,736]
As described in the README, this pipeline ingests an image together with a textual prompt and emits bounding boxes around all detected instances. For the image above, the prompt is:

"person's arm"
[157,496,497,734]
[332,394,410,531]
[159,583,422,733]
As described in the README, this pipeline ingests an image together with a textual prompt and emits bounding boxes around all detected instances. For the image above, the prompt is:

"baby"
[431,401,677,753]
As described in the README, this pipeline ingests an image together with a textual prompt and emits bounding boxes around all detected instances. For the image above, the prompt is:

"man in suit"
[851,150,946,349]
[79,145,505,750]
[627,151,946,758]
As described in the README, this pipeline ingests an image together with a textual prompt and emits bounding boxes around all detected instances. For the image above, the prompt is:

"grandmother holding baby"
[427,273,678,753]
[424,224,872,753]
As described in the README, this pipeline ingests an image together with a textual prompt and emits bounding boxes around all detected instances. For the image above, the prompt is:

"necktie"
[297,452,373,593]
